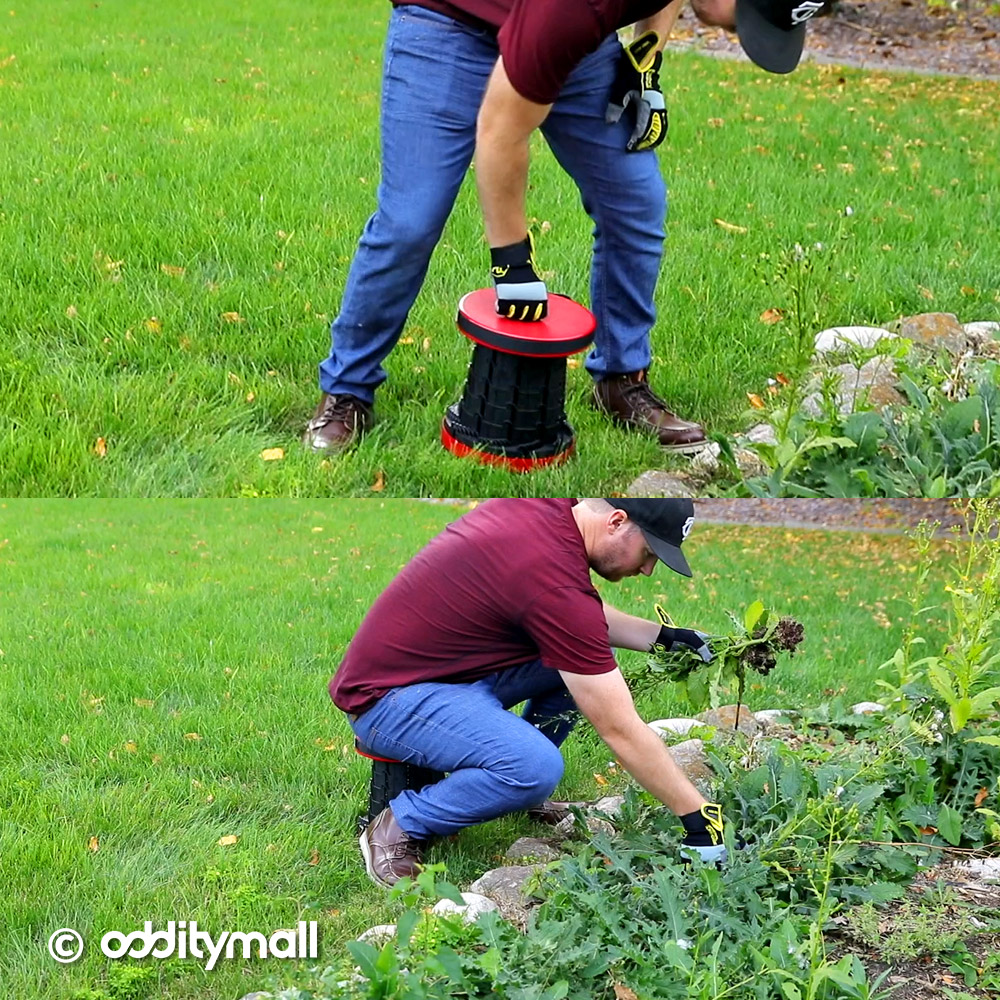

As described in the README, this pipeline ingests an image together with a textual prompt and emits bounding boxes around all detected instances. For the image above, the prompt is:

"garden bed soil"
[830,861,1000,998]
[671,0,1000,79]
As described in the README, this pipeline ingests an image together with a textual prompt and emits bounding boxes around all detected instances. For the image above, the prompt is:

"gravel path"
[425,500,969,535]
[693,499,967,534]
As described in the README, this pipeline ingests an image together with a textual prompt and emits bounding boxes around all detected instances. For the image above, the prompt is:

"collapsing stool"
[442,289,597,472]
[354,738,444,833]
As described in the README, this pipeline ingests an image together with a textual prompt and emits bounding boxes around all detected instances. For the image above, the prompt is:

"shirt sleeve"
[520,585,619,676]
[498,0,619,105]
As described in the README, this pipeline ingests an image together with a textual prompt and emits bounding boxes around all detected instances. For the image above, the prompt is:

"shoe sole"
[358,829,396,890]
[662,439,712,456]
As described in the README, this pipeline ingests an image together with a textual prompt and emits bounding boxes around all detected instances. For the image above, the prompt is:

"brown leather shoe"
[359,807,426,888]
[593,370,708,453]
[302,393,373,452]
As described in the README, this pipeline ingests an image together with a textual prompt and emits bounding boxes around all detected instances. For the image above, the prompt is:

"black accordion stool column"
[442,288,597,472]
[354,739,444,833]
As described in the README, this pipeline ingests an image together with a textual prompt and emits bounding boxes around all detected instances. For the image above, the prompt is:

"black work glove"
[489,235,548,322]
[653,622,714,663]
[605,30,668,153]
[679,803,728,865]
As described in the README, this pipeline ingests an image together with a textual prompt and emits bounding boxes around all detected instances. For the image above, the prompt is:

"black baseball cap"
[736,0,824,75]
[603,499,695,577]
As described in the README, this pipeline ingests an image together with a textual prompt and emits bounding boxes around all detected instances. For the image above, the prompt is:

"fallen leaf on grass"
[714,218,747,234]
[94,437,107,457]
[217,834,239,847]
[88,836,100,853]
[66,304,78,319]
[918,285,935,301]
[614,987,639,1000]
[221,311,243,323]
[184,732,202,741]
[961,285,976,296]
[975,787,989,807]
[134,698,155,708]
[747,392,766,409]
[759,308,784,324]
[260,448,285,461]
[371,470,385,492]
[309,849,320,866]
[593,773,609,787]
[775,372,791,386]
[160,264,186,277]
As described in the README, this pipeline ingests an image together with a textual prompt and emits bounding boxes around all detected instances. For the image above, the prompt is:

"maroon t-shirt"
[329,499,618,716]
[392,0,667,104]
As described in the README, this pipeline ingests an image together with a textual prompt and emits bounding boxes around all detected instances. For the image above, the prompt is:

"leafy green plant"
[740,354,1000,499]
[641,601,804,712]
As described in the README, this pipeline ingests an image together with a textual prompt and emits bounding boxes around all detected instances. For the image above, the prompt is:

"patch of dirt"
[671,0,1000,79]
[829,861,1000,998]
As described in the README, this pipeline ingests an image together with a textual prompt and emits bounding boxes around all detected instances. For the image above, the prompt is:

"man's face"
[591,520,658,582]
[691,0,738,30]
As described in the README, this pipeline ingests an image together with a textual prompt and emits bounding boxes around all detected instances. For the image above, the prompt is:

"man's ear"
[607,509,628,534]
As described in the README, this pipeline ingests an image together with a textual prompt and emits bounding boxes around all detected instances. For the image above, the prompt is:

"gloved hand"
[490,235,548,322]
[605,30,668,153]
[679,803,728,865]
[652,604,713,662]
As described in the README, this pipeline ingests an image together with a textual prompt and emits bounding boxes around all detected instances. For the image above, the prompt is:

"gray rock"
[697,705,762,736]
[594,795,626,817]
[895,312,968,358]
[827,357,905,414]
[626,470,697,498]
[735,447,768,479]
[469,865,547,931]
[754,709,797,730]
[851,701,885,715]
[431,892,500,922]
[664,738,715,794]
[746,423,777,446]
[964,321,1000,342]
[689,441,722,476]
[956,858,1000,881]
[648,718,702,738]
[814,325,896,355]
[552,812,616,839]
[504,837,563,863]
[357,924,397,947]
[238,994,273,1000]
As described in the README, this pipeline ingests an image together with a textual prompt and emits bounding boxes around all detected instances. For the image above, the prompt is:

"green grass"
[1,1,998,495]
[0,499,963,998]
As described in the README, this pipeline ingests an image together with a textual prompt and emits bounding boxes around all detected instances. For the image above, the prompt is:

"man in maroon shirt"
[306,0,822,454]
[330,498,734,887]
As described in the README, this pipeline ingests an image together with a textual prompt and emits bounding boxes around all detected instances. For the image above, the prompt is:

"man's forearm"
[603,601,660,652]
[475,128,531,248]
[600,713,706,815]
[475,58,551,247]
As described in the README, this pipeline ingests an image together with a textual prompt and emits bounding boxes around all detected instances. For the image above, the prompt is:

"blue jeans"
[348,659,581,838]
[319,5,667,403]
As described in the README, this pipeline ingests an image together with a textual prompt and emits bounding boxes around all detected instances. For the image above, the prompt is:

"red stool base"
[441,417,575,473]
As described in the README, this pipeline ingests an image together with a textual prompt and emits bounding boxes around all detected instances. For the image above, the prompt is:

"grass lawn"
[1,1,998,496]
[0,499,961,999]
